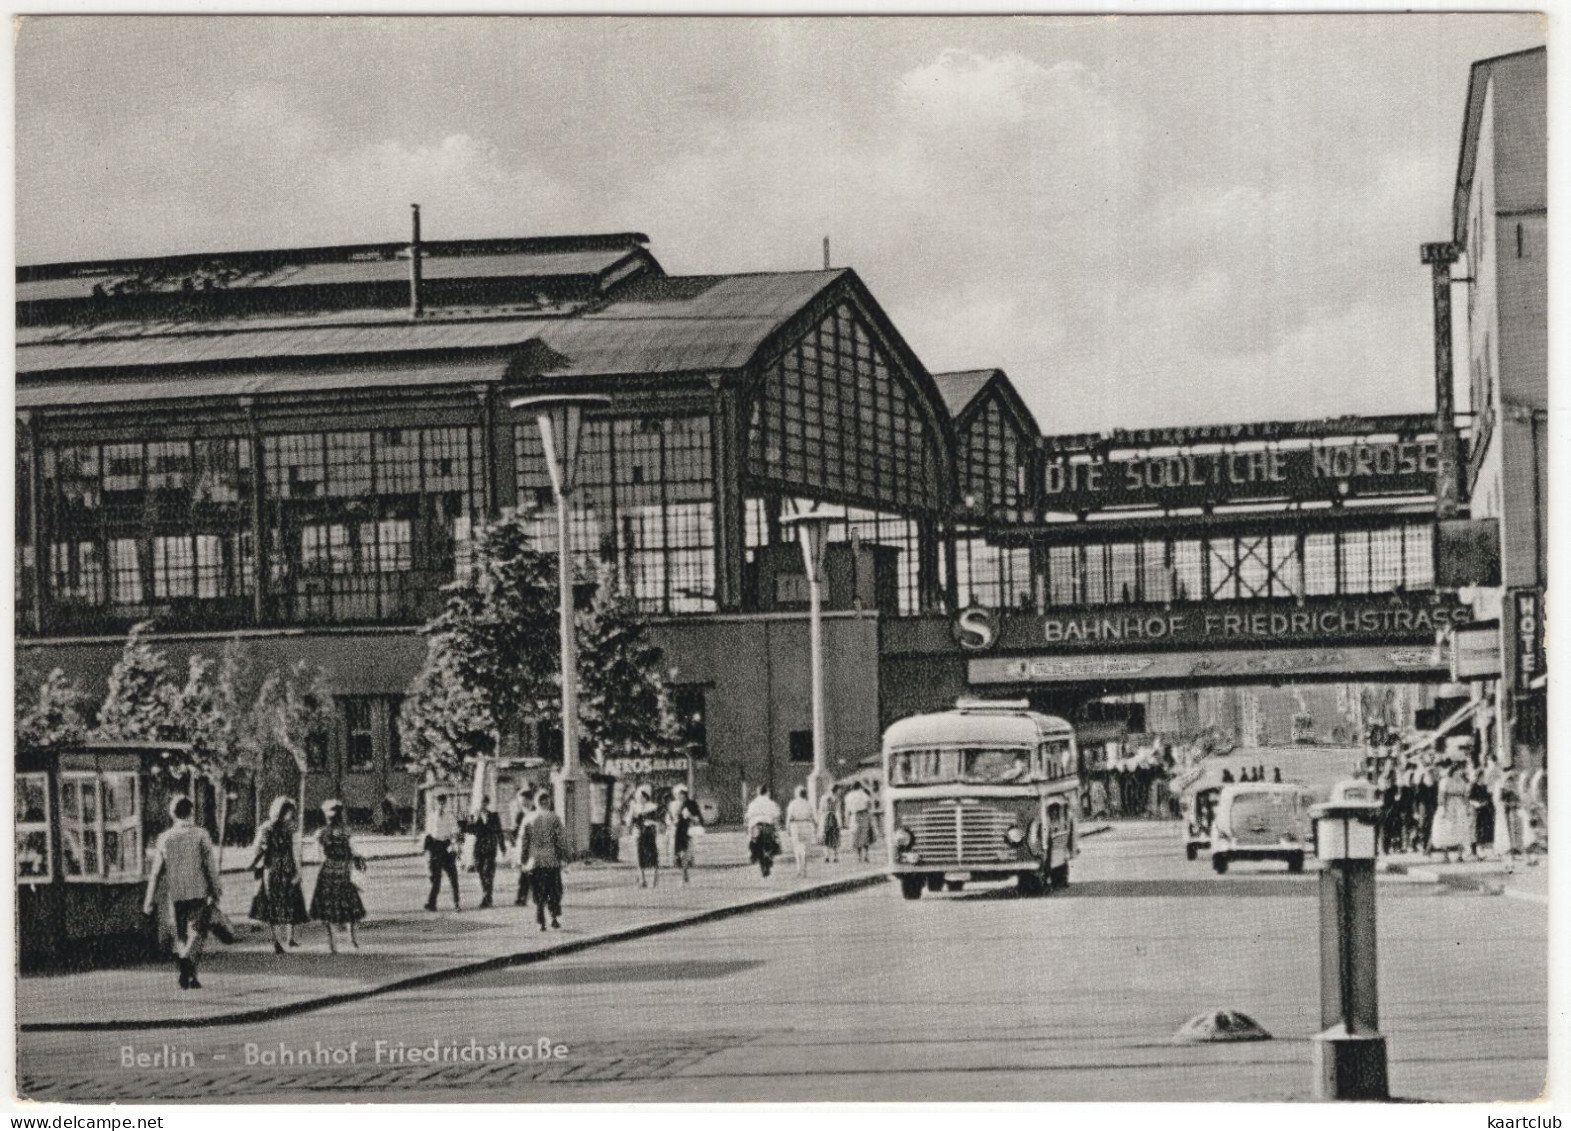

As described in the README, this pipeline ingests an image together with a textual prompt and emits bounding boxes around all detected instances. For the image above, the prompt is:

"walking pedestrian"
[1498,773,1524,857]
[518,791,567,931]
[668,785,703,884]
[627,784,662,888]
[785,786,816,877]
[467,795,504,909]
[818,784,842,864]
[513,788,536,906]
[1416,760,1439,853]
[745,786,782,877]
[310,800,367,952]
[1429,763,1470,863]
[844,781,875,863]
[247,796,309,954]
[424,792,462,911]
[142,796,222,990]
[1468,768,1494,859]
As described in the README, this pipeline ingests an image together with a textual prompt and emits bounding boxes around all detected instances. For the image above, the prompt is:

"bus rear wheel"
[899,876,924,900]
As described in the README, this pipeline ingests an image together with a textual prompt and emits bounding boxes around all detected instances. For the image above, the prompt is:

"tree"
[399,649,496,782]
[577,562,668,765]
[94,621,194,783]
[169,640,253,864]
[15,668,88,754]
[400,511,559,783]
[254,661,332,857]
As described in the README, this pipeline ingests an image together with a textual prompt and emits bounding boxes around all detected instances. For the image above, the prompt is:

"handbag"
[206,903,237,945]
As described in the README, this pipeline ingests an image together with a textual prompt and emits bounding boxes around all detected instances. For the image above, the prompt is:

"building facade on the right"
[1451,47,1548,781]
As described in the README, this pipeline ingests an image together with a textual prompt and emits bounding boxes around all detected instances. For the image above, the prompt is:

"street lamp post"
[509,393,611,856]
[1310,781,1388,1100]
[780,507,835,812]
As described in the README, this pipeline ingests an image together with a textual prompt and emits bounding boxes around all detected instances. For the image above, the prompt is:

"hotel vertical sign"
[1512,590,1545,694]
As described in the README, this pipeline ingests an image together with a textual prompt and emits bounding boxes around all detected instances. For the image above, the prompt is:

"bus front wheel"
[899,876,924,900]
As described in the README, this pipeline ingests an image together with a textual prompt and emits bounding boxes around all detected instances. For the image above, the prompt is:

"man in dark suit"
[468,795,505,909]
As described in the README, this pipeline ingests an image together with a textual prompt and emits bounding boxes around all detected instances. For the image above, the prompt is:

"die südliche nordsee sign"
[954,595,1470,654]
[1039,435,1445,511]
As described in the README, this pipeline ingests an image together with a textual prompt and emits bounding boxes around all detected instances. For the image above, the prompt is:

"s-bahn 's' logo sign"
[953,605,998,652]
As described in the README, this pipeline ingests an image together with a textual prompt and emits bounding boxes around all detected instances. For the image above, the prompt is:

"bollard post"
[1311,783,1388,1100]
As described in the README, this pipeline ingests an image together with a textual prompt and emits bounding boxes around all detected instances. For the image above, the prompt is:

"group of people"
[247,796,368,954]
[743,781,878,877]
[622,784,705,887]
[1368,752,1543,863]
[141,792,369,991]
[1219,765,1284,784]
[421,790,567,931]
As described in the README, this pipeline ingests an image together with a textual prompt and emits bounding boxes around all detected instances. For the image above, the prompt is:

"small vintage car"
[1209,782,1316,874]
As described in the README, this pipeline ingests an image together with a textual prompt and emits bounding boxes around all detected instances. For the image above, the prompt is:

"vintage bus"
[883,699,1080,899]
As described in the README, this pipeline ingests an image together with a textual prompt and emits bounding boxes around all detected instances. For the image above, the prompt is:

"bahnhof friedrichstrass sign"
[954,595,1471,654]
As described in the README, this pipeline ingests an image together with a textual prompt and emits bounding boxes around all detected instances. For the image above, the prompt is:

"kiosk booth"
[16,741,194,968]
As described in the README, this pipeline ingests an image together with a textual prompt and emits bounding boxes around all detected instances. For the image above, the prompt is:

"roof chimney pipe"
[823,236,830,271]
[409,204,424,319]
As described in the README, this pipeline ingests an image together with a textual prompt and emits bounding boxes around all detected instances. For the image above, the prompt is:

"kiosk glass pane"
[15,772,50,881]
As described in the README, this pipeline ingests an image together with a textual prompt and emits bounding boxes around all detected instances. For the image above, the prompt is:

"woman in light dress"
[785,786,817,877]
[1428,763,1471,864]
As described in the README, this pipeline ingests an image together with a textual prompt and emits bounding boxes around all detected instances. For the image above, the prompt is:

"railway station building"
[16,226,1466,824]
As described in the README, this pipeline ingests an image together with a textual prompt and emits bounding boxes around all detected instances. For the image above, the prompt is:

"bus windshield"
[888,747,1034,786]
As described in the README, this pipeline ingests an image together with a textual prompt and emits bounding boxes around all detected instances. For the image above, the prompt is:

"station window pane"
[1304,533,1338,595]
[1171,540,1203,602]
[1235,537,1270,599]
[1048,545,1082,606]
[1340,531,1371,594]
[1270,534,1302,597]
[1404,525,1434,589]
[1369,528,1404,592]
[1207,539,1238,600]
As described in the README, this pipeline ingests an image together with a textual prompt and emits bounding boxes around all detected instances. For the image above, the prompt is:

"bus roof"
[883,705,1074,751]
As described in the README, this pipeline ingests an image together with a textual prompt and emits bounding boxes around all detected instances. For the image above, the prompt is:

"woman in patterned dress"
[248,796,310,954]
[309,800,366,952]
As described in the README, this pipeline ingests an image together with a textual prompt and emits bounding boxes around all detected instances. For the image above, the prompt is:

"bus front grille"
[900,803,1018,866]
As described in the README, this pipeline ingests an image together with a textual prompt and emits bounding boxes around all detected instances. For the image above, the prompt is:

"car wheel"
[926,874,944,893]
[944,880,964,892]
[1287,853,1305,874]
[1212,854,1229,875]
[1049,862,1070,888]
[899,876,924,901]
[1017,872,1047,897]
[1185,843,1199,862]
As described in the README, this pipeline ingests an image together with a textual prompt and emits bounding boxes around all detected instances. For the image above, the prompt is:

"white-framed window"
[15,772,51,883]
[59,771,141,883]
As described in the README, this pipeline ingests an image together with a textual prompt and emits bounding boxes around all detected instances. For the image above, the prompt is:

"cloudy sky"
[14,15,1545,433]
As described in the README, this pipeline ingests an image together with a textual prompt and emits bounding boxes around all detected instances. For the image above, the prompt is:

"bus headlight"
[894,827,914,850]
[1005,826,1025,845]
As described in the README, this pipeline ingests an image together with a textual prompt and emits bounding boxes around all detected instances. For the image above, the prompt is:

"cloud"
[898,49,1099,126]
